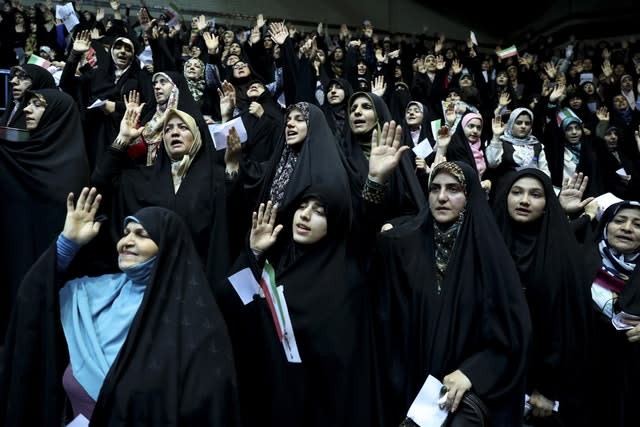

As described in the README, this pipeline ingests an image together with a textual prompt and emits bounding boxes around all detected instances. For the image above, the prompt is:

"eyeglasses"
[233,62,248,70]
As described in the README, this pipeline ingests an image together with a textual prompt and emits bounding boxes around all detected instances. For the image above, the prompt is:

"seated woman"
[0,88,89,347]
[492,169,593,426]
[1,188,240,425]
[369,156,531,426]
[587,200,640,427]
[486,107,550,195]
[91,106,232,286]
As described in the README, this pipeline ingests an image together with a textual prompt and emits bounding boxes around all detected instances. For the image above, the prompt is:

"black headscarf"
[221,182,381,427]
[371,161,531,426]
[492,168,592,425]
[0,64,56,128]
[0,88,89,344]
[321,77,353,143]
[248,102,351,216]
[343,92,426,218]
[1,206,241,426]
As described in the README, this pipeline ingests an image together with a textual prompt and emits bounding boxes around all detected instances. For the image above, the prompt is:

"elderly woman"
[1,188,240,426]
[587,200,640,427]
[91,106,232,285]
[367,124,531,426]
[0,89,89,347]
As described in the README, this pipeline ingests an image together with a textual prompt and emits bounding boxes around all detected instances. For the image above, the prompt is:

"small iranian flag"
[27,54,51,69]
[496,45,518,59]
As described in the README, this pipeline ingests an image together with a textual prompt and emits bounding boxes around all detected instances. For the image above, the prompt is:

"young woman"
[0,89,89,346]
[492,169,593,426]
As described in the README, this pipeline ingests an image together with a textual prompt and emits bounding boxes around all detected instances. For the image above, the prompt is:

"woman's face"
[563,122,583,144]
[163,116,195,160]
[327,82,345,105]
[356,62,367,75]
[568,96,583,110]
[333,47,344,61]
[223,31,234,46]
[511,113,532,138]
[15,13,24,24]
[582,82,595,94]
[153,75,175,105]
[349,95,377,135]
[285,108,308,145]
[246,82,265,98]
[232,61,250,79]
[507,176,546,223]
[604,129,619,149]
[292,197,328,244]
[229,42,242,56]
[112,39,134,69]
[116,222,159,269]
[463,118,482,141]
[23,94,47,130]
[184,59,204,80]
[496,72,509,85]
[606,208,640,254]
[445,92,461,103]
[612,95,629,111]
[405,104,424,128]
[10,68,32,100]
[428,171,467,225]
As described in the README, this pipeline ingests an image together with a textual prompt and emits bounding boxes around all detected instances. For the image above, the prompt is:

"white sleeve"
[485,140,504,167]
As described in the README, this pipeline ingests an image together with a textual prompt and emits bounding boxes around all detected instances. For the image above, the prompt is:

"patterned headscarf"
[429,162,467,292]
[162,109,202,192]
[183,58,206,102]
[142,73,180,165]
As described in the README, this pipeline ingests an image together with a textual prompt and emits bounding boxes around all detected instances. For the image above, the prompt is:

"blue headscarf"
[59,216,157,400]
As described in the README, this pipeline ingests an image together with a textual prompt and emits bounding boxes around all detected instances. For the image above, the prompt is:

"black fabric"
[371,161,531,426]
[91,111,231,288]
[239,88,283,163]
[1,207,241,426]
[0,64,56,128]
[220,182,381,427]
[244,102,351,215]
[543,123,604,197]
[592,136,640,200]
[584,201,640,427]
[0,89,89,345]
[492,168,593,426]
[320,77,353,144]
[343,92,426,219]
[59,35,151,170]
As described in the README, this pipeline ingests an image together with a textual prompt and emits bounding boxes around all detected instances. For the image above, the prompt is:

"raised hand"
[196,15,207,32]
[224,126,242,170]
[218,80,236,122]
[368,121,409,183]
[558,172,594,214]
[72,29,92,53]
[203,31,219,54]
[371,75,387,97]
[123,90,143,114]
[492,116,505,138]
[250,201,284,254]
[268,22,288,45]
[117,101,144,141]
[62,187,103,245]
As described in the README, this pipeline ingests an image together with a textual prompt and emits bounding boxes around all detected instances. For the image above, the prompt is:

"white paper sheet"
[87,99,107,109]
[227,267,262,305]
[208,116,248,150]
[412,138,434,159]
[406,375,449,426]
[612,311,640,331]
[56,3,80,33]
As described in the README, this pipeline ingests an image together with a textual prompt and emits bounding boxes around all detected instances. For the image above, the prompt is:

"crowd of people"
[0,1,640,426]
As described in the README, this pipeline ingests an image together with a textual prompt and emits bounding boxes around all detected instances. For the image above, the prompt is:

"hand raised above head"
[62,187,103,245]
